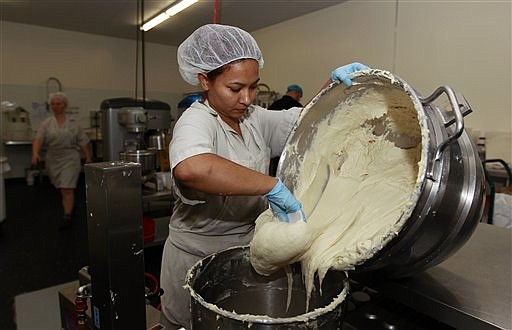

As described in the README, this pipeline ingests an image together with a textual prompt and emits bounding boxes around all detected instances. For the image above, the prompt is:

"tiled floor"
[0,175,163,329]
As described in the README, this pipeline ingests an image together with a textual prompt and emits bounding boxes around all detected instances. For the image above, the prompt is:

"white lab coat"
[35,116,89,188]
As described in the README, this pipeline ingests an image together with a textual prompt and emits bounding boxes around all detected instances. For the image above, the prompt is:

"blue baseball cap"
[287,84,303,96]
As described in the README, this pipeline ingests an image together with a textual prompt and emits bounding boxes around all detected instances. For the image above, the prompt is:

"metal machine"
[84,162,147,329]
[59,99,175,327]
[101,98,171,175]
[60,98,174,330]
[58,162,163,330]
[1,101,32,141]
[100,97,173,245]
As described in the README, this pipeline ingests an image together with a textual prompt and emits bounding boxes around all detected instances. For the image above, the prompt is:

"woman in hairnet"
[32,92,92,229]
[160,23,368,328]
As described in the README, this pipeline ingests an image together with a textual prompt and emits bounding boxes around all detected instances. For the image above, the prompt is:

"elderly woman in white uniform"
[32,92,92,229]
[160,23,368,328]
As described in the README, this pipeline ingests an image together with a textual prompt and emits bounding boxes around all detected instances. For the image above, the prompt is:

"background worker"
[31,92,92,229]
[159,23,369,328]
[268,84,304,110]
[268,84,305,174]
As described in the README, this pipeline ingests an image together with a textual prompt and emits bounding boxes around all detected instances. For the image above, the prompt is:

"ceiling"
[1,0,345,46]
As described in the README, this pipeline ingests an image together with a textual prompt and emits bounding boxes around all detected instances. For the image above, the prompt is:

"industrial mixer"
[101,97,171,177]
[101,97,173,245]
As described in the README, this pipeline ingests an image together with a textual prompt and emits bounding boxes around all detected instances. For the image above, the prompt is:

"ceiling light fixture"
[140,0,199,32]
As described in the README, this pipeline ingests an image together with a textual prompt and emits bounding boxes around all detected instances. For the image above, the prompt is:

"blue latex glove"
[265,179,305,223]
[331,62,370,87]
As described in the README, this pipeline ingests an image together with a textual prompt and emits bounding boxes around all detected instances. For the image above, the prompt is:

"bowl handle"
[419,86,467,181]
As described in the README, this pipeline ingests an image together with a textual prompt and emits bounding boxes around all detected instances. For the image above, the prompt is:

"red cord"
[213,0,219,23]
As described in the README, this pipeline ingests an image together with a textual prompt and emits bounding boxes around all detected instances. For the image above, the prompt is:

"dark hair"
[206,59,250,82]
[206,66,226,81]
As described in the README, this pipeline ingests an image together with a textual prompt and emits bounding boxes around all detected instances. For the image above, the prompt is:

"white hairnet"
[177,24,264,85]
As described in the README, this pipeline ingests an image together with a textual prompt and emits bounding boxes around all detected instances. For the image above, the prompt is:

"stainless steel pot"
[186,246,349,329]
[119,149,157,174]
[278,70,486,278]
[147,130,168,150]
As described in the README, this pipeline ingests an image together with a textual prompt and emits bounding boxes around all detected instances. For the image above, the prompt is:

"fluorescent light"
[140,0,199,32]
[166,0,198,16]
[141,12,169,32]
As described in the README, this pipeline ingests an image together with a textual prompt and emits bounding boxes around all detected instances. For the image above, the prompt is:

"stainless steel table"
[371,223,511,329]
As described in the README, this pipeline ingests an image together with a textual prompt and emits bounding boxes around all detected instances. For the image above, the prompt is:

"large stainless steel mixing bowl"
[278,70,486,278]
[187,245,349,329]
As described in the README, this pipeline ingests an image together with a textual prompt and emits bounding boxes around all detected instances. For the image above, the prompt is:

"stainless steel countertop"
[3,140,32,146]
[370,223,511,330]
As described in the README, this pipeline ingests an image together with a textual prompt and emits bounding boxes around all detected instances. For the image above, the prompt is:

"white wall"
[1,21,191,131]
[1,21,195,177]
[253,0,511,162]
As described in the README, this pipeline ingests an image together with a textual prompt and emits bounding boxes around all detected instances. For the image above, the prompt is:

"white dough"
[250,84,424,301]
[250,211,315,276]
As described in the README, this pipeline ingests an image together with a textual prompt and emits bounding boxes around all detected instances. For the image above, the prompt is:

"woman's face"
[50,97,66,115]
[199,59,260,124]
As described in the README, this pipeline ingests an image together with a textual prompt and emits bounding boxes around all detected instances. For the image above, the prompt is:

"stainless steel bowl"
[278,70,486,278]
[187,245,349,329]
[147,132,166,150]
[119,149,157,174]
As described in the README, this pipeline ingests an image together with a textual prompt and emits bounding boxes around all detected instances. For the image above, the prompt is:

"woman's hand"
[265,178,305,223]
[31,138,43,166]
[31,154,40,166]
[331,62,370,86]
[81,143,93,164]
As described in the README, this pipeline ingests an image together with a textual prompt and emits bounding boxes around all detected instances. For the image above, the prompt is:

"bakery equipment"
[146,129,171,172]
[100,97,173,246]
[119,149,157,174]
[1,101,32,141]
[187,245,349,329]
[83,161,147,329]
[59,221,510,329]
[100,97,171,177]
[60,162,164,330]
[278,70,485,278]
